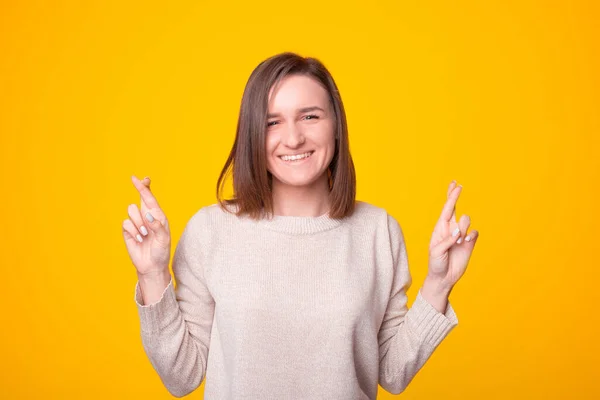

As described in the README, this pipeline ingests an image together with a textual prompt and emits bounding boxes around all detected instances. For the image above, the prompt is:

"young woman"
[123,52,479,399]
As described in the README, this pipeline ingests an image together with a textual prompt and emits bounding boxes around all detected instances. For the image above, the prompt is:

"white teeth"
[279,151,313,161]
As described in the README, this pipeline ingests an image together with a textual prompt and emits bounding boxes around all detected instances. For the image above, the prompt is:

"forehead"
[267,75,328,110]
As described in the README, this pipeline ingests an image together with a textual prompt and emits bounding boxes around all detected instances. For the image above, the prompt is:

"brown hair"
[216,52,356,220]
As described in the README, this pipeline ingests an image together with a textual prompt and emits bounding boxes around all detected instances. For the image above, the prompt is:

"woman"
[123,52,479,399]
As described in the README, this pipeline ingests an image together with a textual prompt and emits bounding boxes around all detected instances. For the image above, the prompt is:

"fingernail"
[140,226,148,236]
[146,212,154,222]
[136,234,143,243]
[452,227,460,237]
[465,235,471,242]
[457,237,462,244]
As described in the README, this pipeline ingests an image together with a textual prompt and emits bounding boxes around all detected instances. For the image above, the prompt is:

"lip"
[277,150,314,157]
[278,150,315,164]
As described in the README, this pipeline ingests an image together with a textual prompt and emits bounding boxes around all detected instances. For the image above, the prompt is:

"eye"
[267,115,319,128]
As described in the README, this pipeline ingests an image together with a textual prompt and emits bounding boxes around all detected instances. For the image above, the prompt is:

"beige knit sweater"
[134,200,458,399]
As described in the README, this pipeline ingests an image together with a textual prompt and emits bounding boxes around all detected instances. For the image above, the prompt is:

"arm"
[137,269,172,306]
[134,213,215,398]
[378,214,459,395]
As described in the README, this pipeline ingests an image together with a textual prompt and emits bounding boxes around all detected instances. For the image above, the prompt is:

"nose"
[282,122,305,148]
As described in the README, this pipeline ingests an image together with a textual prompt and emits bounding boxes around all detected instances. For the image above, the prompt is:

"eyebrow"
[267,106,325,119]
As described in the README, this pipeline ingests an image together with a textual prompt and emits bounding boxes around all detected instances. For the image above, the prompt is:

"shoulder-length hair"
[216,52,356,220]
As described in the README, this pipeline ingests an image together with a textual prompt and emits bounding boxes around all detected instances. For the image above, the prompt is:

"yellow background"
[1,0,598,399]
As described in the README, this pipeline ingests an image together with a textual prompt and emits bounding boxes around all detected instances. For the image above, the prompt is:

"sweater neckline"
[254,209,345,235]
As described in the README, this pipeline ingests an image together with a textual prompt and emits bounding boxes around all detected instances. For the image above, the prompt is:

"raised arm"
[135,212,215,397]
[123,176,214,397]
[377,214,458,395]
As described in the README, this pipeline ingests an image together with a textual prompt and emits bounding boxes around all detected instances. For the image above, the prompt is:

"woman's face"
[265,74,336,189]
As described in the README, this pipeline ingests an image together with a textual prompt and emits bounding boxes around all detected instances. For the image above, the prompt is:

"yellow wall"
[1,1,598,398]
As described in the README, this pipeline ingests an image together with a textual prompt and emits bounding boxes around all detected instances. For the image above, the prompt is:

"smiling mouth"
[278,150,315,162]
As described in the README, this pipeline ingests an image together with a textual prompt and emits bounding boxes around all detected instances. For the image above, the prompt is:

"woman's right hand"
[122,175,172,277]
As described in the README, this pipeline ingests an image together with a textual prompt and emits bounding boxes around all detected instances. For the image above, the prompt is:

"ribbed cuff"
[405,289,459,348]
[134,275,178,334]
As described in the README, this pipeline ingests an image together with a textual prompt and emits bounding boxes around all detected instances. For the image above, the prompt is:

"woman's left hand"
[427,180,480,292]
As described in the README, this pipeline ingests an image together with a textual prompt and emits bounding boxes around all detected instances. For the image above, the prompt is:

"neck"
[270,171,331,217]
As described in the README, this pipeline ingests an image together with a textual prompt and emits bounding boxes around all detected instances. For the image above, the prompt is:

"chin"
[270,170,329,189]
[274,176,317,187]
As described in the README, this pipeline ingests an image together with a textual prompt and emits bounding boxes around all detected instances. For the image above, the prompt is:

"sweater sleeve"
[378,214,459,395]
[134,213,215,398]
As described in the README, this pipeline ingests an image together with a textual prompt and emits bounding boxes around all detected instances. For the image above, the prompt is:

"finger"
[127,204,149,238]
[447,180,456,198]
[440,184,462,223]
[464,229,479,243]
[144,210,169,246]
[134,175,168,224]
[455,214,471,244]
[132,175,160,210]
[447,180,458,221]
[430,226,462,258]
[122,219,144,244]
[139,177,152,214]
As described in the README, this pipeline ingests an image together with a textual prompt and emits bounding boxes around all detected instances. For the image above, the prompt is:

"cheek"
[265,135,280,171]
[315,125,336,149]
[265,135,277,154]
[308,121,334,141]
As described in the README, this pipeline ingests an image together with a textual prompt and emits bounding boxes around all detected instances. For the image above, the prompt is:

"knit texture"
[134,200,459,399]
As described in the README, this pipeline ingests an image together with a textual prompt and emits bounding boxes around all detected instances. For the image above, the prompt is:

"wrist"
[137,269,171,284]
[136,269,172,306]
[420,279,452,314]
[423,275,453,296]
[422,276,452,301]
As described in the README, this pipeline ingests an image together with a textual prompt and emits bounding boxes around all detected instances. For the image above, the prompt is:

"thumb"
[144,211,169,245]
